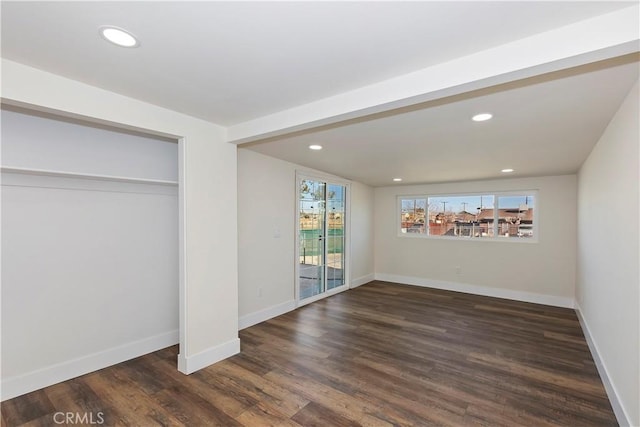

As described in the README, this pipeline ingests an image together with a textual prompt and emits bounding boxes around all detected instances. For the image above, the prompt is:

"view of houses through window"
[400,193,535,239]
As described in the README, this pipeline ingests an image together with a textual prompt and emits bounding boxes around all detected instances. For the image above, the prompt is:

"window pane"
[497,195,535,238]
[400,198,426,233]
[327,184,345,290]
[427,195,494,237]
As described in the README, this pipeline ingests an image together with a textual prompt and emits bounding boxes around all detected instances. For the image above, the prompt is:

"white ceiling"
[1,1,634,125]
[245,58,639,186]
[1,1,639,187]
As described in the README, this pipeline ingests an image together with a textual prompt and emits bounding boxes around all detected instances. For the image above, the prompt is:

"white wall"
[374,175,577,306]
[237,149,374,327]
[1,175,179,381]
[350,181,375,286]
[1,59,239,394]
[238,149,296,321]
[1,107,178,181]
[576,79,639,427]
[1,109,180,400]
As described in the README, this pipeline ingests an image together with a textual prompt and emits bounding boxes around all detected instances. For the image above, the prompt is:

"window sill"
[397,232,538,243]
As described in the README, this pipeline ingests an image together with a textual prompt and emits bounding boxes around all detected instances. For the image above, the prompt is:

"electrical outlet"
[455,266,462,275]
[258,287,263,297]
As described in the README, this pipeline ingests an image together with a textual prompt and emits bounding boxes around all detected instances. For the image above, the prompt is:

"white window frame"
[397,190,539,243]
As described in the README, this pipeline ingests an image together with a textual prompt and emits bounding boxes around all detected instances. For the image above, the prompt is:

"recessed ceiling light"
[501,168,514,173]
[393,178,403,182]
[472,113,493,122]
[100,26,139,48]
[309,145,323,150]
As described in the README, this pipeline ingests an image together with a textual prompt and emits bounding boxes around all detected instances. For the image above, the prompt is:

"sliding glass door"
[298,175,348,304]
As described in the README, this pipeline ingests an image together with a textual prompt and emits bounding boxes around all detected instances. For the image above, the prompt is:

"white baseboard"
[575,304,632,427]
[374,273,575,308]
[351,273,375,289]
[238,300,296,330]
[1,329,179,402]
[177,337,240,375]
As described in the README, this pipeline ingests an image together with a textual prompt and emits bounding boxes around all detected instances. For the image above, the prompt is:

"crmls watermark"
[53,412,105,425]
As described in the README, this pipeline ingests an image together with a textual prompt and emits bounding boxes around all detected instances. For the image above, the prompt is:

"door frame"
[295,171,351,307]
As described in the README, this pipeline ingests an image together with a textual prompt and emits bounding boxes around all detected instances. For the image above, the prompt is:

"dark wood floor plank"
[1,281,617,426]
[151,385,241,427]
[263,368,389,426]
[235,402,304,427]
[212,360,310,417]
[0,390,55,427]
[291,401,362,427]
[81,369,181,426]
[152,356,256,419]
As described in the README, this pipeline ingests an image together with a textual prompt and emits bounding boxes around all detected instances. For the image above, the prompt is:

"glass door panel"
[326,184,345,291]
[299,179,326,300]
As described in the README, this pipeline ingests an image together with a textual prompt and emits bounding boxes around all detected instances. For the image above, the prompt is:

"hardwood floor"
[1,281,617,426]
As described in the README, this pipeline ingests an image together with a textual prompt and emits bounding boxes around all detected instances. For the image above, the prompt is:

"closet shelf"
[1,166,179,186]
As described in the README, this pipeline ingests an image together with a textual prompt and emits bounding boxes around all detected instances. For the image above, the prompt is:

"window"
[427,194,494,238]
[400,198,426,234]
[399,192,536,240]
[496,195,535,238]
